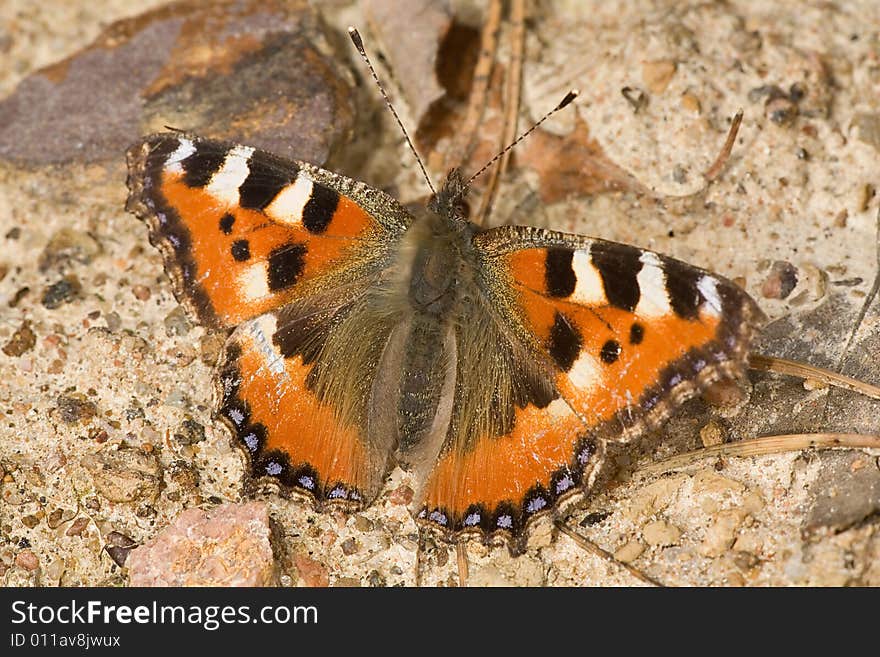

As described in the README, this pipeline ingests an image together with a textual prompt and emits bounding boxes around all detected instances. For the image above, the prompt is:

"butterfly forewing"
[125,133,411,328]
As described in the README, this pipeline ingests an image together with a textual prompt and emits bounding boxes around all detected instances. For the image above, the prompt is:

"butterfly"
[124,39,763,556]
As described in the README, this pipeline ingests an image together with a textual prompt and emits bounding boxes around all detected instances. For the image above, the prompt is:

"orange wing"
[126,133,412,505]
[415,225,763,547]
[126,133,412,328]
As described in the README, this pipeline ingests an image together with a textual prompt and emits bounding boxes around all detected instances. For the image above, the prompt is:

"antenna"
[458,89,579,195]
[348,27,436,195]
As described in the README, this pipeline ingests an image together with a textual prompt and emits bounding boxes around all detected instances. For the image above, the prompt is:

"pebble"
[173,418,206,445]
[614,540,646,563]
[700,509,744,557]
[104,531,138,567]
[47,508,65,529]
[2,320,36,357]
[388,483,414,505]
[21,514,40,529]
[340,538,358,555]
[56,394,97,424]
[642,59,677,94]
[680,92,701,113]
[199,333,225,365]
[854,112,880,151]
[353,515,374,532]
[38,228,101,272]
[761,261,798,299]
[41,275,82,309]
[128,502,276,586]
[65,516,90,537]
[163,306,192,337]
[699,419,725,447]
[132,284,151,301]
[80,445,162,503]
[367,569,386,587]
[104,311,122,332]
[692,470,745,496]
[15,550,39,571]
[642,520,682,546]
[293,552,330,587]
[333,576,361,587]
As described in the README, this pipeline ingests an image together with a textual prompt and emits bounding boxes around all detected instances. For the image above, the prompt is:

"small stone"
[388,483,414,505]
[700,419,725,447]
[642,520,682,546]
[164,306,192,337]
[2,321,36,357]
[164,389,190,409]
[47,508,65,529]
[45,558,65,582]
[168,460,200,496]
[128,502,276,586]
[81,445,162,503]
[761,261,798,299]
[15,550,39,571]
[340,538,358,555]
[173,418,206,445]
[614,540,645,563]
[104,531,138,567]
[333,576,361,587]
[854,113,880,151]
[857,183,875,212]
[132,284,151,301]
[703,378,747,409]
[803,451,880,538]
[38,228,101,272]
[104,311,122,332]
[353,516,374,532]
[700,509,744,557]
[766,96,798,126]
[642,59,677,94]
[9,286,30,308]
[199,333,225,365]
[680,92,701,113]
[21,514,40,529]
[65,516,90,536]
[41,275,82,309]
[56,394,97,424]
[367,569,386,587]
[692,471,745,496]
[672,164,688,184]
[6,227,21,240]
[293,552,329,587]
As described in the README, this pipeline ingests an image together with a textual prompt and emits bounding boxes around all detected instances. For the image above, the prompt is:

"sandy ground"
[1,0,879,586]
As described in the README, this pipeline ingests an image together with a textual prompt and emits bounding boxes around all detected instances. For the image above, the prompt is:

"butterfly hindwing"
[216,283,403,505]
[125,133,412,328]
[413,289,606,542]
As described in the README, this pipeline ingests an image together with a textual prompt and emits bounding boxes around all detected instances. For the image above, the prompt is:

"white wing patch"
[164,138,196,174]
[266,175,314,226]
[207,146,255,207]
[571,248,607,305]
[697,275,723,316]
[237,262,270,301]
[635,251,672,319]
[567,351,604,393]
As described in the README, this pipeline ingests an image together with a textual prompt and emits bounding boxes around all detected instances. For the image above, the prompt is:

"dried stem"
[749,353,880,401]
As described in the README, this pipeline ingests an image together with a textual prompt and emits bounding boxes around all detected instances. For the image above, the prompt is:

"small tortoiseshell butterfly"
[125,29,763,553]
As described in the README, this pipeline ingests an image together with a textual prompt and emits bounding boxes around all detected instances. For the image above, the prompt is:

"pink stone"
[127,502,277,586]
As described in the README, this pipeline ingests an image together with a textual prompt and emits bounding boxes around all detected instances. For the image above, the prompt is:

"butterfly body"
[126,132,763,551]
